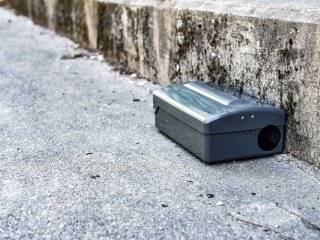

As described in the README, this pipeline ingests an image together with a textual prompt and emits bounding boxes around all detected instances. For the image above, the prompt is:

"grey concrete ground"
[0,8,320,240]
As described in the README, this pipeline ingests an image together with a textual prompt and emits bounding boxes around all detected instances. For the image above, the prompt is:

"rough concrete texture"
[0,8,320,239]
[3,0,320,167]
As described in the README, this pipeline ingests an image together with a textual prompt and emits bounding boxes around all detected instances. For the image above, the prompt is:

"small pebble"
[90,175,100,180]
[97,55,104,62]
[61,51,89,60]
[161,204,168,208]
[206,194,214,198]
[130,73,137,79]
[137,80,147,86]
[217,201,224,206]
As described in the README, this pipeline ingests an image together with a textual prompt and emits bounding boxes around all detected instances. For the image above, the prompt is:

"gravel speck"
[90,175,101,180]
[206,194,214,199]
[217,201,224,206]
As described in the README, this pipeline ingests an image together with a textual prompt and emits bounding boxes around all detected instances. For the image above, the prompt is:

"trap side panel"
[204,127,285,163]
[156,107,285,163]
[155,108,206,160]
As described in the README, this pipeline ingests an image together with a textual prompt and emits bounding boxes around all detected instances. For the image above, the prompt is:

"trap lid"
[153,82,286,134]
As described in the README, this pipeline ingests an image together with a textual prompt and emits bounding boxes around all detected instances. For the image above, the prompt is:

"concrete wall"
[4,0,320,167]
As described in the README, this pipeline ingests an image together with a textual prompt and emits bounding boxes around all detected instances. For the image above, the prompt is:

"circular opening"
[258,125,281,151]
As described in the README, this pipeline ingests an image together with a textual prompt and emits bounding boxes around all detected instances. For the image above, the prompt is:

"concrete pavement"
[0,8,319,239]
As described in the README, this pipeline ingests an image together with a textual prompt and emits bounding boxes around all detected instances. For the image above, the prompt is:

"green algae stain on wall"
[31,0,48,27]
[54,0,73,37]
[6,0,30,15]
[71,0,89,47]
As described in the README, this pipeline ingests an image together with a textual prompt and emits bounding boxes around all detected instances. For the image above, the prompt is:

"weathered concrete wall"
[4,0,320,167]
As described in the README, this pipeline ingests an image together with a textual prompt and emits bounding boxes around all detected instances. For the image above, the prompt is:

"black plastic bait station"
[153,82,286,163]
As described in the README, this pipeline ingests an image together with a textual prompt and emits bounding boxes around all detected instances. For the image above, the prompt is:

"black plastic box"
[153,82,286,163]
